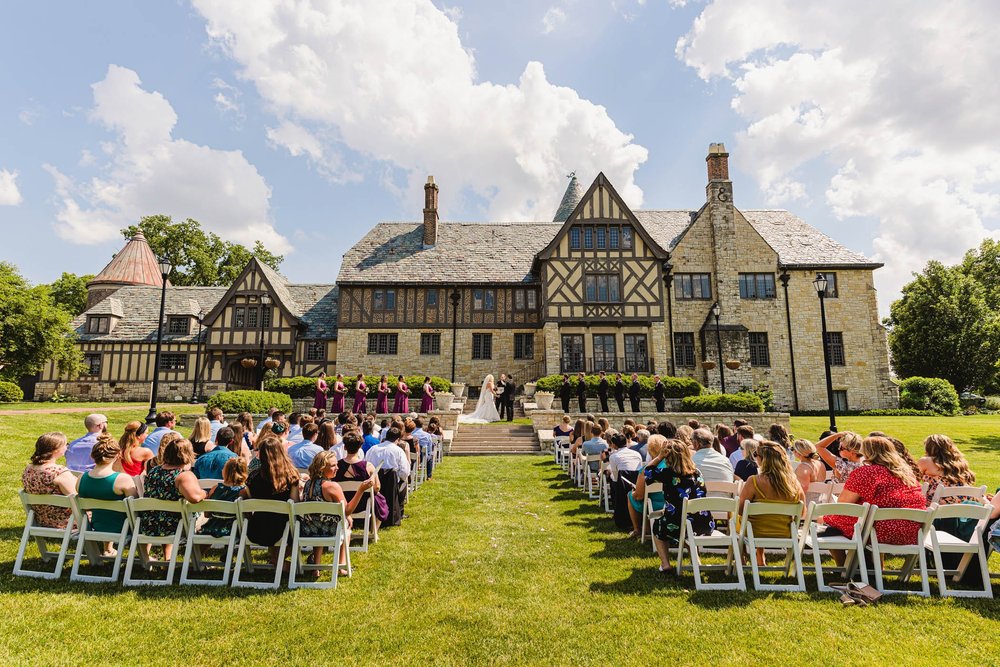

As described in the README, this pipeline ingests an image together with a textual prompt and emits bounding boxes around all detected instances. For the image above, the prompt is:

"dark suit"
[653,381,666,412]
[502,379,516,421]
[495,380,505,414]
[614,380,626,412]
[628,380,641,412]
[576,378,587,413]
[598,378,609,413]
[559,380,572,413]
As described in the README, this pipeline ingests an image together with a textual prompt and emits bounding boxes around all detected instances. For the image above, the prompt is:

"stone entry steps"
[450,424,541,456]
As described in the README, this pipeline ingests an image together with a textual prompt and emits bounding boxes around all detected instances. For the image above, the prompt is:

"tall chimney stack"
[706,142,729,181]
[423,175,438,248]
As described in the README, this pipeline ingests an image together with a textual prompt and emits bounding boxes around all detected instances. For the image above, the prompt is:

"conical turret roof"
[553,172,583,222]
[89,232,168,288]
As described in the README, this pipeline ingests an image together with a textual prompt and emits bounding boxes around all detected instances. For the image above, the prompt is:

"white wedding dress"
[458,375,501,424]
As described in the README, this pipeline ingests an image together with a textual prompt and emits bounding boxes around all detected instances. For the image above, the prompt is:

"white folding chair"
[554,436,571,468]
[828,483,845,502]
[864,506,934,596]
[408,451,419,494]
[339,480,378,552]
[927,503,993,598]
[70,496,130,583]
[931,485,988,505]
[705,480,743,523]
[197,478,222,491]
[231,499,291,589]
[179,498,240,586]
[14,491,77,580]
[122,497,186,586]
[288,501,348,589]
[805,482,832,507]
[639,482,663,545]
[584,456,601,500]
[801,501,870,592]
[431,435,444,465]
[598,463,615,513]
[676,497,745,591]
[739,500,806,592]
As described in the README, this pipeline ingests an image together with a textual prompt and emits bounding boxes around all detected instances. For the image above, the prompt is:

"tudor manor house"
[37,145,898,412]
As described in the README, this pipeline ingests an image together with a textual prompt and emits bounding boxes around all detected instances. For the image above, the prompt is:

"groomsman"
[559,374,572,413]
[653,374,667,412]
[628,373,641,412]
[597,371,610,413]
[614,373,626,412]
[576,371,587,413]
[503,374,516,421]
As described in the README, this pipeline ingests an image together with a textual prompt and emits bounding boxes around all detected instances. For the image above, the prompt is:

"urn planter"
[451,382,466,399]
[435,392,454,411]
[535,391,554,410]
[523,382,537,397]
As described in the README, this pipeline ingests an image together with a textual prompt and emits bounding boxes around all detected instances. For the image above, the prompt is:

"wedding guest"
[918,434,978,504]
[289,422,323,469]
[675,425,694,448]
[629,373,641,412]
[144,411,180,458]
[419,376,434,413]
[715,424,734,454]
[569,418,589,457]
[241,436,300,567]
[77,435,137,547]
[411,417,435,478]
[691,428,734,482]
[792,439,826,492]
[393,375,410,413]
[769,423,794,454]
[870,433,921,479]
[816,431,864,482]
[314,373,329,410]
[287,413,303,444]
[646,439,712,572]
[581,423,608,473]
[316,422,339,453]
[256,408,277,433]
[115,421,154,477]
[143,439,206,559]
[190,416,213,457]
[733,439,759,481]
[301,450,374,574]
[353,374,369,414]
[198,457,248,538]
[193,427,238,480]
[334,430,384,508]
[365,427,411,490]
[560,374,572,413]
[237,413,256,448]
[376,375,390,414]
[22,432,77,528]
[65,413,108,472]
[656,421,677,439]
[727,425,757,467]
[362,420,381,454]
[630,428,650,459]
[553,415,574,438]
[207,407,226,443]
[627,434,667,536]
[605,431,643,482]
[737,441,805,565]
[614,372,626,412]
[331,374,347,413]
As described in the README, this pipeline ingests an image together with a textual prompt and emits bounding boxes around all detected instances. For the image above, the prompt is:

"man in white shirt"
[604,432,643,482]
[691,428,734,482]
[364,427,410,486]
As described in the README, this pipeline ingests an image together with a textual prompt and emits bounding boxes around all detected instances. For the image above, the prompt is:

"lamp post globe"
[146,257,173,424]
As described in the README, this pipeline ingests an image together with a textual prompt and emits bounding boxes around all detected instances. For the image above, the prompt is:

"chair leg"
[871,542,885,592]
[122,528,142,585]
[288,529,301,589]
[272,529,289,589]
[732,537,746,591]
[813,543,826,591]
[917,545,930,597]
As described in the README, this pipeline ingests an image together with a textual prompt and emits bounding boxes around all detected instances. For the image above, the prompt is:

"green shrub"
[680,392,765,413]
[207,390,292,414]
[985,396,1000,411]
[534,374,702,399]
[857,408,940,417]
[0,381,24,403]
[739,383,774,411]
[898,376,960,415]
[263,376,317,398]
[264,375,451,399]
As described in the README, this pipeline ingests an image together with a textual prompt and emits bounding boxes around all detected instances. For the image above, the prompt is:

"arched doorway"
[226,356,260,391]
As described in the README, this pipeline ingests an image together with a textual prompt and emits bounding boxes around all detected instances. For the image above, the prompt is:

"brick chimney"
[706,142,729,181]
[423,175,439,248]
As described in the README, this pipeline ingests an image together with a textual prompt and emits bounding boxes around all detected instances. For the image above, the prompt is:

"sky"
[1,0,998,315]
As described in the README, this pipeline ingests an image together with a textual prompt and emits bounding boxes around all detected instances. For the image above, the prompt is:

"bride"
[458,374,501,424]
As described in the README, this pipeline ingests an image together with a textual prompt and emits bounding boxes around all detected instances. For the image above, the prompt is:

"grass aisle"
[1,413,999,664]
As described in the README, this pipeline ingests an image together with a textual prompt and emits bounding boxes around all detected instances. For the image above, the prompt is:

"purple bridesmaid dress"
[352,382,368,414]
[331,381,346,413]
[419,383,434,413]
[375,383,389,414]
[392,382,409,413]
[313,379,328,410]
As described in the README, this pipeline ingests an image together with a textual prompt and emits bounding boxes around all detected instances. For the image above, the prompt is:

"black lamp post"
[662,259,674,375]
[258,294,271,391]
[450,288,461,383]
[189,308,204,404]
[711,300,726,394]
[813,273,837,432]
[146,256,173,424]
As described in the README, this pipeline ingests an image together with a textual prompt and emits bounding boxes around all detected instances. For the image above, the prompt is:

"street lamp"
[813,272,837,432]
[711,301,726,394]
[662,259,674,375]
[189,307,204,404]
[146,256,173,424]
[258,294,271,391]
[450,289,461,383]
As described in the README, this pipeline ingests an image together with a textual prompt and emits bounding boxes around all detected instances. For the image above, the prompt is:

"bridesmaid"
[352,373,368,414]
[419,376,435,413]
[331,373,346,413]
[375,375,390,414]
[314,373,328,410]
[392,375,410,413]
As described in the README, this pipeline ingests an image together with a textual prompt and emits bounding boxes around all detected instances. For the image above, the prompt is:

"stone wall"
[35,380,226,403]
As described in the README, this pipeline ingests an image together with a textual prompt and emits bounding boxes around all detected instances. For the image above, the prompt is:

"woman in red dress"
[330,373,346,413]
[352,373,368,414]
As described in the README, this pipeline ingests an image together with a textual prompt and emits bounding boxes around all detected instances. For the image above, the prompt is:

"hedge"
[264,375,451,399]
[0,381,24,403]
[207,390,292,414]
[679,392,765,413]
[534,374,702,399]
[898,376,960,415]
[857,408,941,417]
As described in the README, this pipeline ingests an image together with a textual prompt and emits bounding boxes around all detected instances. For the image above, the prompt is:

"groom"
[502,374,516,422]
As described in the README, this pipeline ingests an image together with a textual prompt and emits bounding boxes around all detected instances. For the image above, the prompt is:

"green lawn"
[0,410,998,666]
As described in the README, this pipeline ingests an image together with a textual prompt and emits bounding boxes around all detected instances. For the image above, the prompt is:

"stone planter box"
[435,392,454,411]
[450,382,466,399]
[535,392,554,410]
[523,382,537,397]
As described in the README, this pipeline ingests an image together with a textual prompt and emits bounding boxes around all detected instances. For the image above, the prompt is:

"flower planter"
[701,361,716,370]
[240,358,257,369]
[264,358,281,370]
[725,360,741,370]
[535,391,554,410]
[435,392,454,411]
[451,382,466,399]
[523,382,537,397]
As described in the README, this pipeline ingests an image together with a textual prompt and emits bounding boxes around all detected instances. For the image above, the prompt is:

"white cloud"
[0,169,23,206]
[47,65,286,251]
[192,0,647,221]
[211,77,244,118]
[265,120,360,183]
[542,7,567,33]
[676,0,1000,310]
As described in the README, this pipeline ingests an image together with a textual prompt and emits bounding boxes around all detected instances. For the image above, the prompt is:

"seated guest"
[411,417,435,478]
[604,432,643,482]
[821,436,926,564]
[316,408,330,426]
[23,432,77,528]
[716,423,736,456]
[307,407,318,419]
[554,415,574,438]
[768,423,794,454]
[288,423,323,469]
[77,435,138,551]
[256,407,278,433]
[286,412,303,444]
[230,424,254,462]
[316,422,339,453]
[362,420,381,453]
[207,407,226,443]
[631,428,650,460]
[364,427,411,493]
[115,421,154,477]
[569,418,588,457]
[691,428,734,482]
[687,419,701,430]
[193,427,238,480]
[918,434,978,504]
[402,419,420,461]
[733,439,759,481]
[728,425,757,467]
[241,436,300,566]
[237,412,257,448]
[189,416,213,457]
[144,411,180,458]
[737,441,805,565]
[199,457,248,538]
[871,433,921,479]
[627,435,667,536]
[655,421,677,439]
[154,432,183,466]
[581,423,608,473]
[646,439,713,572]
[301,450,375,575]
[378,418,390,441]
[675,424,694,448]
[143,439,207,559]
[816,431,864,482]
[597,417,611,434]
[335,430,389,524]
[269,421,289,450]
[622,425,637,448]
[65,413,108,472]
[792,439,827,491]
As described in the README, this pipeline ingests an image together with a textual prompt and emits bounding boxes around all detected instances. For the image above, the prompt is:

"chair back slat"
[931,485,988,504]
[127,498,184,513]
[932,503,991,522]
[705,480,741,497]
[197,479,222,491]
[238,499,292,514]
[743,500,802,517]
[291,500,346,519]
[870,507,932,523]
[20,490,75,510]
[74,496,129,513]
[809,501,868,519]
[685,496,738,515]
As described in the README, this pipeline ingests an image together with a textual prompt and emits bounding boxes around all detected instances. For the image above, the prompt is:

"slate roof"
[88,232,168,288]
[553,174,583,222]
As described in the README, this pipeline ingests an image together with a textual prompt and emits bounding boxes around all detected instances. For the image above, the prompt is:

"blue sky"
[1,1,996,314]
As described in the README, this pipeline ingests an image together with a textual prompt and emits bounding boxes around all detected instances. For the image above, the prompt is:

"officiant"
[502,374,516,421]
[495,373,507,415]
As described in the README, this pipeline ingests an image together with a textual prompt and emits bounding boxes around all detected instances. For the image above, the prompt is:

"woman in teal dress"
[76,435,138,550]
[199,457,248,538]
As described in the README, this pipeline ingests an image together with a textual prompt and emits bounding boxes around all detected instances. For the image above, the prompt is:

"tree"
[120,215,284,286]
[886,260,1000,392]
[0,262,83,380]
[47,272,93,316]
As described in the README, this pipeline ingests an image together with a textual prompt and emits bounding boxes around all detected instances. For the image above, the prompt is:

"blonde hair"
[646,434,667,459]
[923,434,975,486]
[119,421,144,466]
[190,416,212,443]
[862,436,918,486]
[308,450,337,481]
[740,438,758,460]
[792,438,819,460]
[675,424,694,445]
[661,439,697,476]
[756,441,801,501]
[90,433,120,465]
[222,457,248,486]
[838,431,863,454]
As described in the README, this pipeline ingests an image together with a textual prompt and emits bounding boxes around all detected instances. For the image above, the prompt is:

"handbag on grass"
[831,582,883,606]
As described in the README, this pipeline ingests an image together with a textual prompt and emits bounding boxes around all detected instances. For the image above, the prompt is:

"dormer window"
[167,317,190,334]
[86,316,111,334]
